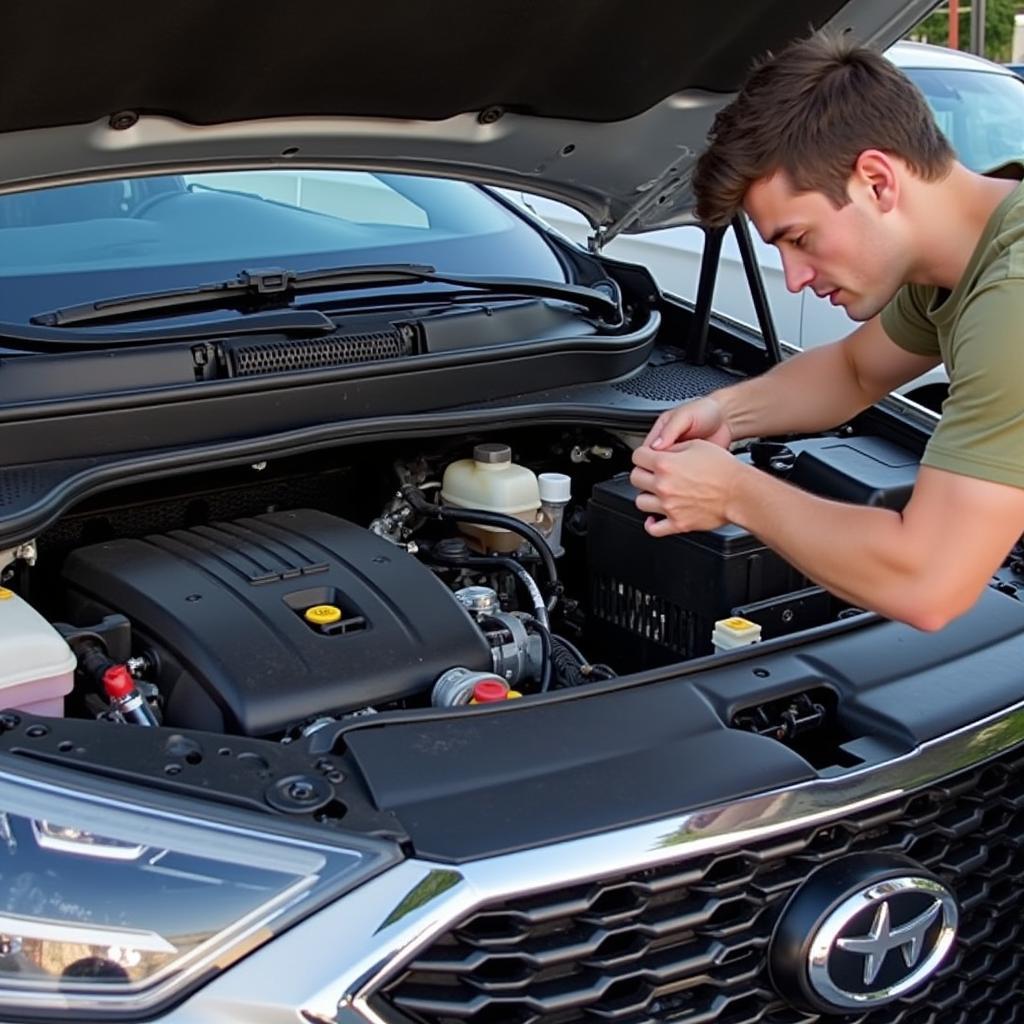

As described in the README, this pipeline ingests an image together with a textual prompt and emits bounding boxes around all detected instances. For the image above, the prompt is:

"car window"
[0,171,566,323]
[905,68,1024,172]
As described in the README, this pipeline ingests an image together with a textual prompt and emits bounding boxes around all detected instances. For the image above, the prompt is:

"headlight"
[0,765,397,1018]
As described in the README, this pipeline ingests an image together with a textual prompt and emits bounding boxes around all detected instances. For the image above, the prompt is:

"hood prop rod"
[732,214,783,367]
[688,225,725,366]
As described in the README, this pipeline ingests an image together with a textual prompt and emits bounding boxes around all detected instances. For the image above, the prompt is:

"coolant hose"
[550,634,587,688]
[523,617,553,693]
[402,484,559,610]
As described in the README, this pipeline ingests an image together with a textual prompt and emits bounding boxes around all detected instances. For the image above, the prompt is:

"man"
[629,33,1024,631]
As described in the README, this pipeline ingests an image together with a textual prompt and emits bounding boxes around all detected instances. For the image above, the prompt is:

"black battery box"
[587,474,806,664]
[586,435,918,667]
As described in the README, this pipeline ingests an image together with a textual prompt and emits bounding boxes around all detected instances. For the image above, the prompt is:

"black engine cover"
[62,509,491,735]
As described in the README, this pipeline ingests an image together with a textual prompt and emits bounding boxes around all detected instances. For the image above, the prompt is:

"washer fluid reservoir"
[0,586,76,716]
[441,443,541,552]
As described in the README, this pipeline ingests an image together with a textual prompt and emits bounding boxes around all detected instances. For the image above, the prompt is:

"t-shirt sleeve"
[922,280,1024,489]
[880,283,941,356]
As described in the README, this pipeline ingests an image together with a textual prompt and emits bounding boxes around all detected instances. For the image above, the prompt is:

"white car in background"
[513,42,1024,410]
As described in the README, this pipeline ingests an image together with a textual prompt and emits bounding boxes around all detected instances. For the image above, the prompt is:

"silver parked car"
[515,42,1024,409]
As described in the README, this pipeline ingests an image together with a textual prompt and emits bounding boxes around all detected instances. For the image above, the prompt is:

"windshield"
[0,170,565,324]
[905,67,1024,172]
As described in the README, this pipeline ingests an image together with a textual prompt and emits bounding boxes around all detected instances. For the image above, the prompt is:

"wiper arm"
[0,309,336,353]
[31,263,623,328]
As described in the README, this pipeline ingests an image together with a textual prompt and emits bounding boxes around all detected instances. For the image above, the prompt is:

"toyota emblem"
[769,854,959,1013]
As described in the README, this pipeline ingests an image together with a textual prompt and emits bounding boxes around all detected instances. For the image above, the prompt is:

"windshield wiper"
[0,309,338,354]
[31,263,623,328]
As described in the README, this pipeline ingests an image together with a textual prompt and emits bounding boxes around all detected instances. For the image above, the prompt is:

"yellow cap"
[0,587,12,601]
[304,604,342,626]
[722,617,755,631]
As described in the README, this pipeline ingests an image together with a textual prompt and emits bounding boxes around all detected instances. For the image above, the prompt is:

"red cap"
[102,665,135,699]
[472,679,509,703]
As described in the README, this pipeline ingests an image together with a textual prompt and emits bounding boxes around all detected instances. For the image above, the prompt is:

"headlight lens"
[0,767,395,1016]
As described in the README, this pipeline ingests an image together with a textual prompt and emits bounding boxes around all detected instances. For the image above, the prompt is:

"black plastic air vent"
[611,360,735,402]
[223,328,416,377]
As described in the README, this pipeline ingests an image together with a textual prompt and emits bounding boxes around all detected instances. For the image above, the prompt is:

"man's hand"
[643,395,733,451]
[630,441,743,537]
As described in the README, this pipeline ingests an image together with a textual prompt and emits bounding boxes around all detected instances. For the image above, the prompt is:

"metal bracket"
[0,541,37,574]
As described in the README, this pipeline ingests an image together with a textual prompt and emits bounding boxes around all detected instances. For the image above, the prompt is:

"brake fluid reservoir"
[0,586,76,716]
[441,443,541,552]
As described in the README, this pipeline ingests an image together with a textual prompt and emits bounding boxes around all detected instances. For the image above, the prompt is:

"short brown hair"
[693,34,955,227]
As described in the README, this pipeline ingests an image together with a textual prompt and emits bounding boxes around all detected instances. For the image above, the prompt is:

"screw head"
[478,106,504,125]
[288,781,316,801]
[108,110,139,131]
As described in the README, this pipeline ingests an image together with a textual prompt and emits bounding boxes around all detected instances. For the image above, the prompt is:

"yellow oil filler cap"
[0,588,13,601]
[304,604,342,626]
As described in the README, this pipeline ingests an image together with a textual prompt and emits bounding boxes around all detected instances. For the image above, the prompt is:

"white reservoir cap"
[711,616,762,651]
[538,472,571,503]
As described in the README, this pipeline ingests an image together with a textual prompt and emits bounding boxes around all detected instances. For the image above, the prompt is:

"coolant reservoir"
[441,443,541,552]
[0,586,76,716]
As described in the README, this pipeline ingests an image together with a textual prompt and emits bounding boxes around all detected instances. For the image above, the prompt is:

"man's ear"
[852,149,899,213]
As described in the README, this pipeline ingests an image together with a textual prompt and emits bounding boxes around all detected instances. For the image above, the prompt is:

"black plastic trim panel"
[343,587,1024,862]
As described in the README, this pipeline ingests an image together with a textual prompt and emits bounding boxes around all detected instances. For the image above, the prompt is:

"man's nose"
[782,254,815,294]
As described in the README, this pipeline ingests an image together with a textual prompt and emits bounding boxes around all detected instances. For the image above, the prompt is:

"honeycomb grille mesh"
[225,330,412,376]
[377,746,1024,1024]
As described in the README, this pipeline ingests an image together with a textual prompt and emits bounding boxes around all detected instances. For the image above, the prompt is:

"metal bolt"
[0,713,20,730]
[478,106,504,125]
[108,110,139,131]
[288,781,316,801]
[251,462,268,472]
[25,725,48,738]
[327,771,345,784]
[781,609,794,624]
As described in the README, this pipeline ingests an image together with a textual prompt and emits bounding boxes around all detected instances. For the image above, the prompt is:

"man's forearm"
[713,342,873,441]
[724,463,946,628]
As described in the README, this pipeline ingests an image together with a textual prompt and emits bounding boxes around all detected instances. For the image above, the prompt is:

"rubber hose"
[550,635,587,688]
[402,484,559,608]
[423,548,548,628]
[524,617,553,693]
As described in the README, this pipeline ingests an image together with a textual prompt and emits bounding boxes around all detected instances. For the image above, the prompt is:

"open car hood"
[0,0,937,243]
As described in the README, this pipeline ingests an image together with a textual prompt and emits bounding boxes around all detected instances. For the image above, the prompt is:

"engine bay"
[0,427,930,741]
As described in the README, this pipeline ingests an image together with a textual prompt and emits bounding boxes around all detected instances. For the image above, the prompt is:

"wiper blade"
[0,309,336,353]
[31,263,622,328]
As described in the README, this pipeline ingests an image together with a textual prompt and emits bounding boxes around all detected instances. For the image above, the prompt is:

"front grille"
[376,746,1024,1024]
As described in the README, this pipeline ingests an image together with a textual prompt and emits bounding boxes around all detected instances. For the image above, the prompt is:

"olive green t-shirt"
[881,167,1024,489]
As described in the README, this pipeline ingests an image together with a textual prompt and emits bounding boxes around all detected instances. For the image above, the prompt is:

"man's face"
[743,169,908,322]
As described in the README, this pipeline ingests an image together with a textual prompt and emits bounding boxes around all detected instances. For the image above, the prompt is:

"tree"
[913,0,1017,62]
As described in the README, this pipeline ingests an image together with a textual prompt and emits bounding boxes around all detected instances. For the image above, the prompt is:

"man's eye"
[790,234,806,249]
